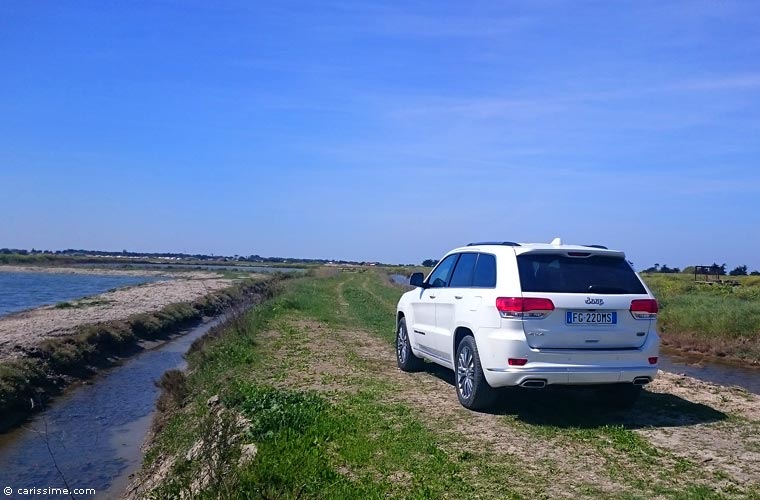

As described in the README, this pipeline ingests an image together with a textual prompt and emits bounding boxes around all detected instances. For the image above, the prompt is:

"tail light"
[648,357,658,365]
[508,358,528,366]
[630,299,658,320]
[496,297,554,319]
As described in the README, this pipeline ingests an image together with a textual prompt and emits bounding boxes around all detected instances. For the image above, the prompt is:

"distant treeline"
[1,247,230,260]
[644,262,760,276]
[641,264,681,274]
[0,248,403,267]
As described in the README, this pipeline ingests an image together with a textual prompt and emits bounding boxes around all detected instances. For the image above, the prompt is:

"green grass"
[141,271,757,500]
[642,273,760,363]
[229,386,478,499]
[147,276,500,499]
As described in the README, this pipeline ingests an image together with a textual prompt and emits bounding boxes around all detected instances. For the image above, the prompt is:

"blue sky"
[1,1,759,268]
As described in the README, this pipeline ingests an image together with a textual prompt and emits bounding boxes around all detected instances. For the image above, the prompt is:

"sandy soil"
[642,372,760,484]
[0,269,241,361]
[0,265,175,277]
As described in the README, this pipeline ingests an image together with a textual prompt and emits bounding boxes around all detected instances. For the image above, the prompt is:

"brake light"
[508,358,528,366]
[630,299,658,320]
[648,357,658,365]
[496,297,554,319]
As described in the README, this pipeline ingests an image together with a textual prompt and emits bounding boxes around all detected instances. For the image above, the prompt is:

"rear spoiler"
[514,247,626,259]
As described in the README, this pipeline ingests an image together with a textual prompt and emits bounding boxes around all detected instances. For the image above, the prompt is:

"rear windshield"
[517,254,646,294]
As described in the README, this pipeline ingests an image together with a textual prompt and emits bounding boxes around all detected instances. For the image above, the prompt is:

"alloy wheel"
[397,324,408,364]
[457,346,475,399]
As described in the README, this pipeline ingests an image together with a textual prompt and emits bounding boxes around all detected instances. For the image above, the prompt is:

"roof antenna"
[550,237,562,246]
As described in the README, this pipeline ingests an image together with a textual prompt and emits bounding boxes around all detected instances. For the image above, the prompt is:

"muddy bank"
[659,334,760,367]
[0,272,243,360]
[659,346,760,394]
[0,317,226,499]
[0,276,281,433]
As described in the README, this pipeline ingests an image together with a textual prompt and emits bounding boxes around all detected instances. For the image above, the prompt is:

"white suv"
[395,239,659,410]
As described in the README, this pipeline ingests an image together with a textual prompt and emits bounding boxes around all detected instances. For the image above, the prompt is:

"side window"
[448,253,478,288]
[427,254,459,288]
[473,253,497,288]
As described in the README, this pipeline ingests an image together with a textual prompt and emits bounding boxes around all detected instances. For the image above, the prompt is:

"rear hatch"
[516,250,653,350]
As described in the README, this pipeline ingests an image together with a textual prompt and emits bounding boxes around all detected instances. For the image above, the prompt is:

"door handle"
[455,295,463,299]
[429,295,436,299]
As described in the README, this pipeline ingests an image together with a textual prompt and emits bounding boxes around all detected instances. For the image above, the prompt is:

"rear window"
[517,254,646,294]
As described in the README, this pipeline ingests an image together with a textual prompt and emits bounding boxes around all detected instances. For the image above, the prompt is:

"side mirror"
[409,272,426,288]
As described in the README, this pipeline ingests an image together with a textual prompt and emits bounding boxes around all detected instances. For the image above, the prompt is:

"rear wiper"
[587,285,628,294]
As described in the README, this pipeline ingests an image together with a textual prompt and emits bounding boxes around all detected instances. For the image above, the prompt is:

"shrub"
[155,369,189,413]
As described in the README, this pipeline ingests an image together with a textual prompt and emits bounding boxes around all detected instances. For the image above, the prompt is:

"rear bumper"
[476,325,660,387]
[485,365,658,387]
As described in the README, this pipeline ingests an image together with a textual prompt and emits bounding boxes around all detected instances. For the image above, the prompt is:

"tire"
[596,383,642,410]
[396,318,424,372]
[455,335,496,410]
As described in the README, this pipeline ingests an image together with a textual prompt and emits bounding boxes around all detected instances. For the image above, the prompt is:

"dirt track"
[125,272,760,499]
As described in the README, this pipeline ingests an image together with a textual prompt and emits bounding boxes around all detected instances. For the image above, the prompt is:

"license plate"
[566,311,617,325]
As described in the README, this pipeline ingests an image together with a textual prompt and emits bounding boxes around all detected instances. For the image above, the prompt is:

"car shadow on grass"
[423,363,726,430]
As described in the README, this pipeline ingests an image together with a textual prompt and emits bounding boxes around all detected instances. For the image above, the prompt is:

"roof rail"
[584,244,608,249]
[466,241,521,247]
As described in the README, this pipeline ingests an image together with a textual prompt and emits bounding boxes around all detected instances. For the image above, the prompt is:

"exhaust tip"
[633,377,651,386]
[520,379,547,389]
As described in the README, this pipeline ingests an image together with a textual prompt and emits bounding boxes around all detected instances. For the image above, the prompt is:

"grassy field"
[133,270,760,499]
[641,273,760,364]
